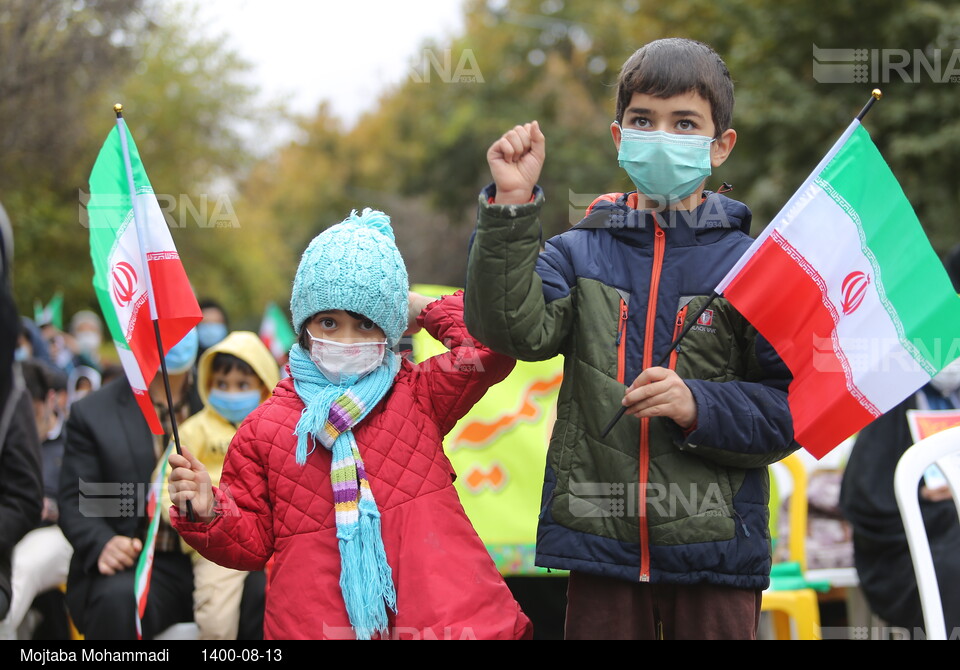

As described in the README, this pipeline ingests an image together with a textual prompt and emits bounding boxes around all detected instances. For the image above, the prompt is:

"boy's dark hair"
[199,298,229,328]
[615,38,734,137]
[297,310,370,350]
[210,352,258,381]
[21,360,52,403]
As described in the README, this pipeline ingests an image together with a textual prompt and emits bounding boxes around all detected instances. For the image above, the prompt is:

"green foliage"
[245,0,960,291]
[2,0,274,331]
[6,0,960,333]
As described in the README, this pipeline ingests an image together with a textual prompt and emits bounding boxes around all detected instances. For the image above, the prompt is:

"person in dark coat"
[839,371,960,635]
[840,250,960,636]
[0,200,44,621]
[58,336,201,639]
[0,390,44,621]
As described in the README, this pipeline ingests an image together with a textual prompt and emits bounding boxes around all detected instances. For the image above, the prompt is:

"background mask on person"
[163,327,199,375]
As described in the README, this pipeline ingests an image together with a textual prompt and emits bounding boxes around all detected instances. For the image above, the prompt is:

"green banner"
[411,285,565,576]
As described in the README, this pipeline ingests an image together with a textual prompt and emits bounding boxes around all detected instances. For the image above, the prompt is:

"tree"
[3,1,272,333]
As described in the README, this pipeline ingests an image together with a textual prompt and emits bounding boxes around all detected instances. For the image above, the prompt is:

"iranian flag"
[259,301,296,362]
[717,120,960,459]
[86,117,202,435]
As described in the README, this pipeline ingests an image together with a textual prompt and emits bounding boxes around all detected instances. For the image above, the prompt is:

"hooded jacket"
[171,294,533,640]
[465,185,798,590]
[157,331,280,529]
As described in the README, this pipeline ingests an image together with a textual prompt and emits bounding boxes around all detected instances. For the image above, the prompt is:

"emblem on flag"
[841,271,870,315]
[111,261,139,307]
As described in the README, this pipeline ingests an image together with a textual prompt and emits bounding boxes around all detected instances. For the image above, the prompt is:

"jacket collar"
[574,191,752,246]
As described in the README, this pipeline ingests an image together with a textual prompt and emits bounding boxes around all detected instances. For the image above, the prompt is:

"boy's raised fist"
[487,121,545,205]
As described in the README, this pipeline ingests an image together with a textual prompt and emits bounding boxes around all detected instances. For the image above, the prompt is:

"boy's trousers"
[564,570,762,640]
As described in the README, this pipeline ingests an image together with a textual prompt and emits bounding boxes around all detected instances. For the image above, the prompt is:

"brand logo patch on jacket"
[691,308,717,334]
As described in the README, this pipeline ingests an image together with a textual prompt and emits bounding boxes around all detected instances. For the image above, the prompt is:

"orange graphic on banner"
[450,373,563,450]
[463,463,507,493]
[908,410,960,442]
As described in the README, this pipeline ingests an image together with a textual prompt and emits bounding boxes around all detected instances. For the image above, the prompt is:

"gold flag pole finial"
[857,89,882,122]
[114,103,123,117]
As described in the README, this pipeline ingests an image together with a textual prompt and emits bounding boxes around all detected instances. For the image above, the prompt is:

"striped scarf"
[289,344,399,640]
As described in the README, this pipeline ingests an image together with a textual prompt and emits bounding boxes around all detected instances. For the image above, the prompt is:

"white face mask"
[75,331,101,355]
[307,335,386,384]
[930,357,960,397]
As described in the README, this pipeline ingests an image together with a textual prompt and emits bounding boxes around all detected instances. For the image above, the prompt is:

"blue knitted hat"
[291,208,409,348]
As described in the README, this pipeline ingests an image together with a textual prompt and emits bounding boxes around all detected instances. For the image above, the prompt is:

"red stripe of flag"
[723,233,878,457]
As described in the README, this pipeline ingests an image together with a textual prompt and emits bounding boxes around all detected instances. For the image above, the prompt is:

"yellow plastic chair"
[58,583,83,640]
[761,453,822,640]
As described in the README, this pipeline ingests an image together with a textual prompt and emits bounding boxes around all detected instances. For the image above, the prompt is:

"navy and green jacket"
[464,184,799,589]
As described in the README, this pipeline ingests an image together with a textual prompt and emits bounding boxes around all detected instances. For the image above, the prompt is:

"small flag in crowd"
[259,301,296,362]
[134,441,174,640]
[33,291,63,330]
[85,113,202,435]
[716,119,960,459]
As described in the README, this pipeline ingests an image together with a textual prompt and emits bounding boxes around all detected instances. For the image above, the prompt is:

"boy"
[464,37,798,640]
[157,330,279,639]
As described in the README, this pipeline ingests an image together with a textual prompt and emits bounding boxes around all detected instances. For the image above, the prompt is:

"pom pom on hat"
[291,208,409,347]
[343,208,396,242]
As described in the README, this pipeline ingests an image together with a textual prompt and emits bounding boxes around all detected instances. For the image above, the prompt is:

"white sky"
[197,0,467,144]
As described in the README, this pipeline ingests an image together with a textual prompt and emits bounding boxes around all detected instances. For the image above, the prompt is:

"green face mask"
[617,127,715,204]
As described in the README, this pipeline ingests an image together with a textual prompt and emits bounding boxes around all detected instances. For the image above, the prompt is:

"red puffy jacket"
[172,293,533,640]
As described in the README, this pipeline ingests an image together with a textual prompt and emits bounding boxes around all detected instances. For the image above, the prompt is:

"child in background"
[168,208,532,640]
[157,330,279,639]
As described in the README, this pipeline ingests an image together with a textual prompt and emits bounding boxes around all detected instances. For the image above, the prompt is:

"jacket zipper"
[638,218,666,583]
[733,510,751,537]
[669,306,687,371]
[616,299,628,384]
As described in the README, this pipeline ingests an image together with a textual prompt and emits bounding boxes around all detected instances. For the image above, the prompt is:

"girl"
[168,208,532,640]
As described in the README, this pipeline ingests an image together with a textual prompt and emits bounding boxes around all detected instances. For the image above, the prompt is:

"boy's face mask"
[307,335,386,385]
[208,389,262,425]
[163,328,198,374]
[197,322,228,349]
[617,126,715,204]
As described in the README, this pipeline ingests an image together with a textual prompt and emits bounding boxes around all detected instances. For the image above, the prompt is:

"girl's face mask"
[307,334,386,385]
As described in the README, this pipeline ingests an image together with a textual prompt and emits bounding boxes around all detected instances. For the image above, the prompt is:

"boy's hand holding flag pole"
[603,89,960,460]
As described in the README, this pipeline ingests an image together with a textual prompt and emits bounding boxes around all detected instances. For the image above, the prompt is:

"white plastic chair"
[893,424,960,640]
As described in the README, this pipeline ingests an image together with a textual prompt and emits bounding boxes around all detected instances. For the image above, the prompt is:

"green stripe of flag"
[86,123,152,346]
[819,124,960,371]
